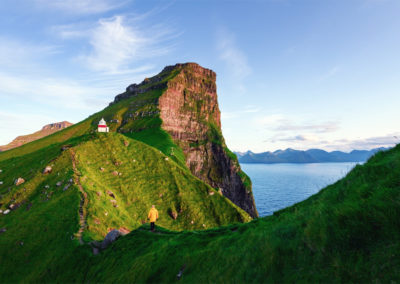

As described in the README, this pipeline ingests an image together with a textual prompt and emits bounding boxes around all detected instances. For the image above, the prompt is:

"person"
[148,205,159,232]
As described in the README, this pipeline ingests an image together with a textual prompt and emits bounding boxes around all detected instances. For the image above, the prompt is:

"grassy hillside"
[36,144,400,282]
[0,132,250,281]
[74,133,250,240]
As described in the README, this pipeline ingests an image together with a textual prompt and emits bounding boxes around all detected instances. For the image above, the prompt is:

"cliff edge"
[113,63,258,217]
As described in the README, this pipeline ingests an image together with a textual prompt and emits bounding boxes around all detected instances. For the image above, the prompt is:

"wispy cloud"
[0,72,112,110]
[54,15,176,74]
[34,0,127,14]
[254,114,339,134]
[217,27,251,78]
[0,37,59,71]
[262,132,399,152]
[275,121,339,133]
[329,134,399,151]
[319,65,340,81]
[273,134,316,142]
[221,105,261,119]
[0,111,56,145]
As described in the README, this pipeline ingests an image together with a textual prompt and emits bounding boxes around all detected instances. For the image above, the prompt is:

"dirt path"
[70,149,88,245]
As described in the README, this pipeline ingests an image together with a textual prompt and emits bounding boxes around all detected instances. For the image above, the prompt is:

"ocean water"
[241,162,359,217]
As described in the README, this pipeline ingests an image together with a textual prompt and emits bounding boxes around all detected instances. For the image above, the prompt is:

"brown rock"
[106,190,115,198]
[119,227,130,235]
[157,64,257,218]
[15,178,25,186]
[110,199,118,207]
[168,209,178,220]
[123,140,129,147]
[99,167,105,172]
[43,166,52,174]
[112,171,119,176]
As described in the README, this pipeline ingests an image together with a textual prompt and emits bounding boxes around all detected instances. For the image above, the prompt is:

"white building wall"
[98,127,109,133]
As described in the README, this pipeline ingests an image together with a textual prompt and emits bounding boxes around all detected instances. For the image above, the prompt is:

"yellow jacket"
[148,208,159,222]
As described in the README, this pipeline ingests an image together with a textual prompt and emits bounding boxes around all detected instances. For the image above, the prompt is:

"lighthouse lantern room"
[98,118,109,133]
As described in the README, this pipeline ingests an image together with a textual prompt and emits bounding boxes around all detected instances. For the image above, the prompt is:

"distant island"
[235,147,389,164]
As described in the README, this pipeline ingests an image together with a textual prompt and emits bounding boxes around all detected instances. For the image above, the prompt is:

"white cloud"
[85,16,145,73]
[221,105,261,119]
[253,113,339,134]
[275,121,339,133]
[319,66,340,81]
[0,72,112,110]
[35,0,126,14]
[0,37,59,71]
[51,23,89,39]
[0,111,55,145]
[328,134,399,151]
[255,114,286,128]
[260,132,399,152]
[272,134,318,142]
[217,28,251,78]
[59,15,175,74]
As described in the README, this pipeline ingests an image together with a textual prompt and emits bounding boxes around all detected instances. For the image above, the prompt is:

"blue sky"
[0,0,399,152]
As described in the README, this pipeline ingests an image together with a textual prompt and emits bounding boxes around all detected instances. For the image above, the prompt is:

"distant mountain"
[0,121,73,152]
[235,147,388,163]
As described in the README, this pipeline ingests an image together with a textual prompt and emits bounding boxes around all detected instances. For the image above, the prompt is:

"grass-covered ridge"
[38,144,400,282]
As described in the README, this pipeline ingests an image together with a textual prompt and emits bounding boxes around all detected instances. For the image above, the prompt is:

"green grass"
[73,133,250,240]
[0,130,250,281]
[0,150,80,282]
[35,144,400,282]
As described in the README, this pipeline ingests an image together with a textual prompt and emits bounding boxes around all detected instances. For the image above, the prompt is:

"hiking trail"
[70,149,88,245]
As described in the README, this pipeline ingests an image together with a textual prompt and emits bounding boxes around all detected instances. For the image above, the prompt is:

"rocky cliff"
[158,63,257,217]
[112,63,258,217]
[0,121,73,152]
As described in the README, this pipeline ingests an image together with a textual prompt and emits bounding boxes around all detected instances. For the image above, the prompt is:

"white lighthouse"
[98,118,109,133]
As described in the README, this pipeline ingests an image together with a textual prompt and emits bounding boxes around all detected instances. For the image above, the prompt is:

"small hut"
[98,118,109,133]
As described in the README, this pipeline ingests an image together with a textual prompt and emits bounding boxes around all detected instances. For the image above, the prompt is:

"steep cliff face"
[107,63,257,217]
[158,63,258,217]
[0,121,73,152]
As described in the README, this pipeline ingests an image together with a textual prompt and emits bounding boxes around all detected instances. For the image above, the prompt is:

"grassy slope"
[42,145,400,283]
[0,149,80,282]
[75,133,249,240]
[0,131,249,281]
[0,66,253,281]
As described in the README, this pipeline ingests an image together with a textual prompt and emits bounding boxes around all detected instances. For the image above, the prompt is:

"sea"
[240,162,359,217]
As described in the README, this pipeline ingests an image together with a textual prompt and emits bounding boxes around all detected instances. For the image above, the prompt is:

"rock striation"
[158,63,257,217]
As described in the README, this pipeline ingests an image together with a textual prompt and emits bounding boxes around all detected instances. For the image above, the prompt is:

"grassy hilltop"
[44,144,400,283]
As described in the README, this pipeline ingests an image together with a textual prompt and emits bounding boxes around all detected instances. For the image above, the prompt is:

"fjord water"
[241,162,359,217]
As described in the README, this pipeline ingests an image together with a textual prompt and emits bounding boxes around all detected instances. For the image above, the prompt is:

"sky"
[0,0,399,153]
